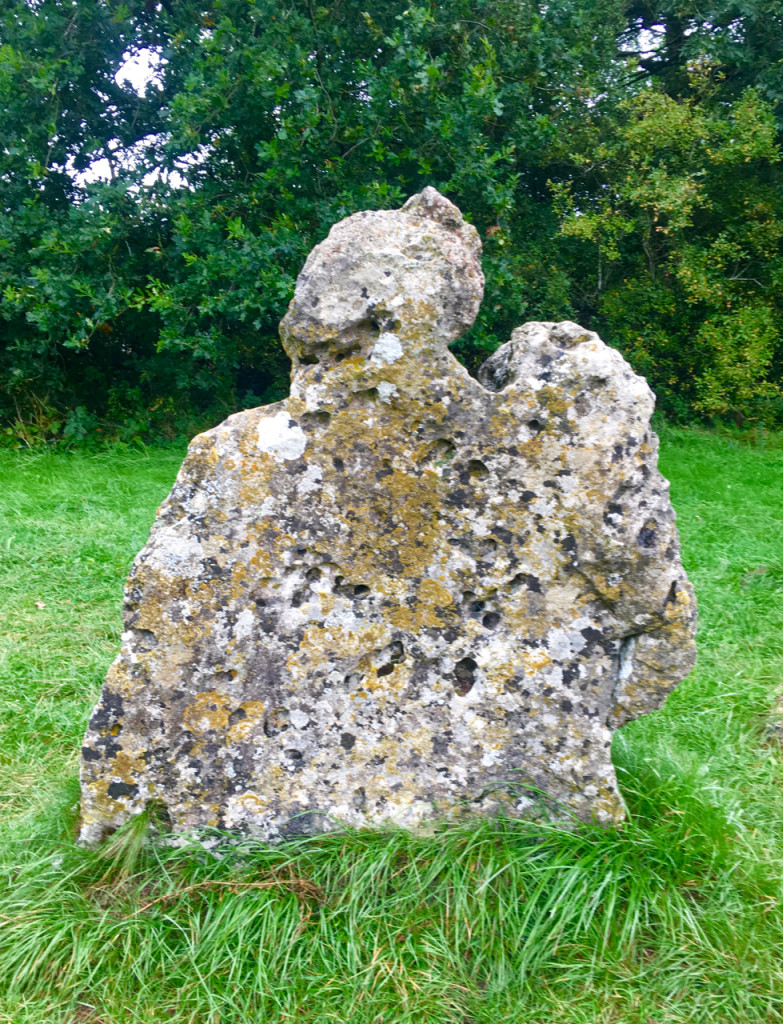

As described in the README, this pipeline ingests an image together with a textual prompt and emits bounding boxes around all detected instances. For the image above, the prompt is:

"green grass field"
[0,428,781,1024]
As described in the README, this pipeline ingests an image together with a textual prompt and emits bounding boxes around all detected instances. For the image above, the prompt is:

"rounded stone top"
[279,188,484,365]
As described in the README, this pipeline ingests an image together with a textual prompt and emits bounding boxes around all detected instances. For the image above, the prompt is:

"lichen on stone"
[79,187,697,844]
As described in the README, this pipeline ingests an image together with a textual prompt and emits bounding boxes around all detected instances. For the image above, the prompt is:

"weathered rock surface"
[79,188,697,844]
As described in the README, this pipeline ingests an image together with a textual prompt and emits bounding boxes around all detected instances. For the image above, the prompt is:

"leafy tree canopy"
[1,0,780,441]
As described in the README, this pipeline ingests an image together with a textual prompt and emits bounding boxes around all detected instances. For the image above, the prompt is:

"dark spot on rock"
[291,590,307,608]
[445,488,471,509]
[81,746,102,762]
[561,534,577,552]
[581,626,604,644]
[285,749,303,760]
[612,444,624,463]
[432,729,453,755]
[107,781,138,799]
[352,787,366,809]
[560,699,573,712]
[360,286,369,298]
[301,409,330,427]
[454,657,477,696]
[377,663,394,677]
[638,525,657,548]
[520,490,536,504]
[482,611,501,629]
[510,572,542,594]
[340,732,356,751]
[264,708,290,737]
[333,457,345,471]
[493,526,513,545]
[90,690,124,732]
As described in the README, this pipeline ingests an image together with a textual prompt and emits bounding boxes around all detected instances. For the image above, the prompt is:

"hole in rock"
[333,457,345,471]
[468,459,489,478]
[528,419,544,435]
[135,628,158,649]
[388,640,405,663]
[299,353,318,366]
[351,387,379,405]
[306,567,322,582]
[335,344,362,362]
[482,611,501,630]
[291,589,308,608]
[421,438,456,467]
[228,706,247,727]
[301,409,330,426]
[454,657,478,696]
[264,708,290,737]
[353,584,371,599]
[377,663,394,677]
[344,672,363,687]
[285,749,303,760]
[510,572,542,594]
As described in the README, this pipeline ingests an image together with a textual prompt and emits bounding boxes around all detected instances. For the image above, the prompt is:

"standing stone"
[79,188,696,844]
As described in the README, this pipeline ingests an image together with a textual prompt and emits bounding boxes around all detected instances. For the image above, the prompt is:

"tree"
[1,0,780,438]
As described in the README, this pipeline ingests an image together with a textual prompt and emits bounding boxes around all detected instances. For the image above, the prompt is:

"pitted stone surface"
[79,188,697,843]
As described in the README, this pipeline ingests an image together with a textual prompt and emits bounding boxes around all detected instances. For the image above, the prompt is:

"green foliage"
[0,433,782,1021]
[553,79,783,420]
[0,0,781,435]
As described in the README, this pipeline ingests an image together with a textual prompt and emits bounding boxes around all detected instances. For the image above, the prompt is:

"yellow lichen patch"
[183,691,232,737]
[287,622,390,678]
[482,657,520,698]
[229,791,269,817]
[227,701,266,744]
[389,578,459,631]
[111,748,147,784]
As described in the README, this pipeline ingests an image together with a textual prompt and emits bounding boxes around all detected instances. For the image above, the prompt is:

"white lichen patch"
[370,332,404,366]
[257,410,307,461]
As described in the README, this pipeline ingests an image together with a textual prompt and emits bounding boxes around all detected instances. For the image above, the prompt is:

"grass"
[0,427,781,1023]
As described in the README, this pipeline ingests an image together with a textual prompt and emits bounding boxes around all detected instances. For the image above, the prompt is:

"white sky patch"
[115,47,166,96]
